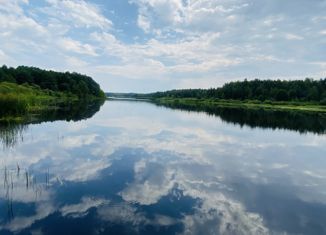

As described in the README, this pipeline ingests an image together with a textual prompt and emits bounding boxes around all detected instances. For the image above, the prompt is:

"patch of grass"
[153,97,326,113]
[0,94,28,116]
[0,82,78,120]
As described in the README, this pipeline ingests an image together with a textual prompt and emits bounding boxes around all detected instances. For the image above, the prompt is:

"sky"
[0,0,325,92]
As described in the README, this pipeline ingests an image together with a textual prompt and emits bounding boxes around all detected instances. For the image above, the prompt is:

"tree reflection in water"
[0,99,104,148]
[154,102,326,134]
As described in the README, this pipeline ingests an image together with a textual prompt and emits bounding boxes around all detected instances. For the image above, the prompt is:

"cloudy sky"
[0,0,325,92]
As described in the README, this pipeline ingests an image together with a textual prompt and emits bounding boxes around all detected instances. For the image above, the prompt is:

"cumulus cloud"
[0,0,29,15]
[0,0,325,91]
[44,0,113,30]
[58,37,98,56]
[137,14,151,33]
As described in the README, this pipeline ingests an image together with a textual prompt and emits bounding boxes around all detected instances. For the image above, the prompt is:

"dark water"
[0,100,326,235]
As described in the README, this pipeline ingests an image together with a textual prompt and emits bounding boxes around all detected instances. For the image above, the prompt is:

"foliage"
[153,100,326,134]
[142,78,326,104]
[154,97,326,114]
[0,94,28,116]
[0,65,105,98]
[0,82,77,117]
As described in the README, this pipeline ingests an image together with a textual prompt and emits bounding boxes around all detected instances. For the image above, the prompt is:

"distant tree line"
[147,79,326,104]
[0,65,105,98]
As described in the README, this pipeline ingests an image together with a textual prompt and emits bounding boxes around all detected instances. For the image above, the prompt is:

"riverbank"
[152,97,326,113]
[0,82,103,122]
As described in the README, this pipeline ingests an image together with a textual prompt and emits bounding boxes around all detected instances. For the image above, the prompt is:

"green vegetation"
[0,65,105,98]
[154,98,326,113]
[108,78,326,113]
[151,100,326,134]
[0,98,104,148]
[147,78,326,103]
[0,65,106,120]
[0,82,77,118]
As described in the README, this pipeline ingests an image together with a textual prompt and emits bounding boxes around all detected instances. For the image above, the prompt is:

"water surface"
[0,100,326,235]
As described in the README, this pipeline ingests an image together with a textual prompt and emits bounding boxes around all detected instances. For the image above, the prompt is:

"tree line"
[146,79,326,104]
[0,65,105,98]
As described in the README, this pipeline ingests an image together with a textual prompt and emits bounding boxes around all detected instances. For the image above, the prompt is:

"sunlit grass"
[154,97,326,113]
[0,82,78,119]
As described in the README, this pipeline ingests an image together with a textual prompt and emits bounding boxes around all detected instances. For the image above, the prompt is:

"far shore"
[150,97,326,113]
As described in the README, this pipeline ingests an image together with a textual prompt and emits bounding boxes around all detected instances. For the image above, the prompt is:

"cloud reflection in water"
[0,100,326,234]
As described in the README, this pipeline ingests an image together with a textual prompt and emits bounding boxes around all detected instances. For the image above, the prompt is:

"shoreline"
[152,98,326,113]
[0,82,105,122]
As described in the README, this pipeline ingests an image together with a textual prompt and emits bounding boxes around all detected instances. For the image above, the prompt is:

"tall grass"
[0,94,28,115]
[0,82,78,118]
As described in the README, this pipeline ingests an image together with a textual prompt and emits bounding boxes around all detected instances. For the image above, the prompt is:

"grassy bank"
[153,97,326,113]
[0,82,80,121]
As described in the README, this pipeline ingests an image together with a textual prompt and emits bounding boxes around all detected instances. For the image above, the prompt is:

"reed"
[0,82,78,119]
[0,94,28,116]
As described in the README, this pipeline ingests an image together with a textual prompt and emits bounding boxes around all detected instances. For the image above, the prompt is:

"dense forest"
[142,79,326,104]
[0,65,105,98]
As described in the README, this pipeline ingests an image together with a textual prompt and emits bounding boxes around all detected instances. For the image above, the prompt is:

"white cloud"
[65,56,89,68]
[58,38,98,56]
[285,33,304,40]
[137,14,151,33]
[0,0,111,69]
[45,0,112,30]
[319,30,326,35]
[0,9,47,40]
[263,15,284,26]
[0,0,29,15]
[134,0,185,28]
[132,0,248,34]
[0,0,325,92]
[89,31,239,82]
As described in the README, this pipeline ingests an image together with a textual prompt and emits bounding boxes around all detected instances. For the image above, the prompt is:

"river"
[0,100,325,235]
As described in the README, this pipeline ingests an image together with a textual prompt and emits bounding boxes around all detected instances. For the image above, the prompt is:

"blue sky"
[0,0,325,92]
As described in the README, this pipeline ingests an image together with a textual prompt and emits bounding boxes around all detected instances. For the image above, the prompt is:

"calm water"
[0,100,326,235]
